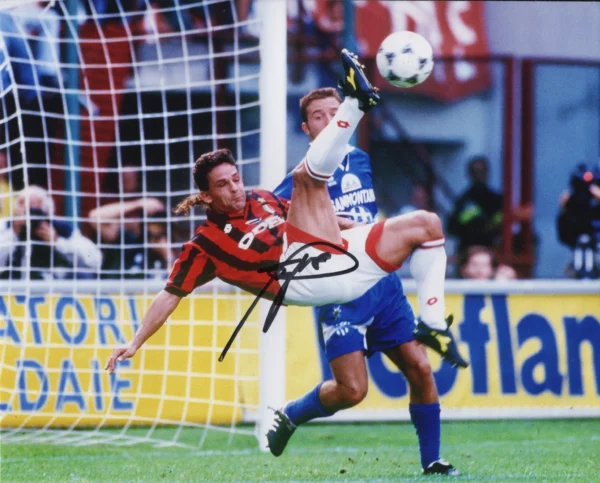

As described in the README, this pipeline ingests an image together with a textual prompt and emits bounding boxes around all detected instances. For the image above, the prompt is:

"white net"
[0,0,265,448]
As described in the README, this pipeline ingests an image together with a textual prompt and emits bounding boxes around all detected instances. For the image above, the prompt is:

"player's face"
[302,96,341,140]
[204,163,246,213]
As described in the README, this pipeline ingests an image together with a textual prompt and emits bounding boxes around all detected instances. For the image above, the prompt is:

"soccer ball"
[376,31,434,88]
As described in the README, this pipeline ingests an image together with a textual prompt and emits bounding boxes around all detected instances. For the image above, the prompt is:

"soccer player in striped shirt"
[268,87,458,475]
[106,51,467,457]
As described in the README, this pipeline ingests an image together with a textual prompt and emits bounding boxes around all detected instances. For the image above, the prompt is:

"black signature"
[218,241,359,361]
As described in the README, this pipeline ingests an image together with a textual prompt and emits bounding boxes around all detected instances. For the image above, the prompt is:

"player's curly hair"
[300,87,342,123]
[173,148,237,216]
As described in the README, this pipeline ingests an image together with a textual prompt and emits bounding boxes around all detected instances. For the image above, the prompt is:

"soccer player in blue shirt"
[269,87,458,476]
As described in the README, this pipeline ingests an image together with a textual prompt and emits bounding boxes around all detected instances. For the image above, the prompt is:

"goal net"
[0,0,285,449]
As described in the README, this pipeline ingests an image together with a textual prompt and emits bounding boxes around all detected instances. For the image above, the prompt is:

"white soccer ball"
[376,31,434,88]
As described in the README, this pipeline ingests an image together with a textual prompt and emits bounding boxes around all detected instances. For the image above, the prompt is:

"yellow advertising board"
[287,293,600,417]
[1,290,599,428]
[0,293,260,427]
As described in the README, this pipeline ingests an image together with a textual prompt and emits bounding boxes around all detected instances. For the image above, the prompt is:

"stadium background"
[1,0,600,480]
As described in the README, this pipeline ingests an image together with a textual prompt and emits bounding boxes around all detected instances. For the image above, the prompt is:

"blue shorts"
[316,273,416,361]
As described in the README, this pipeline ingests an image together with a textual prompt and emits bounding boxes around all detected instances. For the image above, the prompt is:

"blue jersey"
[273,146,406,327]
[275,146,379,224]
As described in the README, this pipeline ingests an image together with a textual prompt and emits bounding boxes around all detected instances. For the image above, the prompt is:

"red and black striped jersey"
[165,190,290,298]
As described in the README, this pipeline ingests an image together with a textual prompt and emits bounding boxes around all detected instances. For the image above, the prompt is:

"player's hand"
[105,345,137,374]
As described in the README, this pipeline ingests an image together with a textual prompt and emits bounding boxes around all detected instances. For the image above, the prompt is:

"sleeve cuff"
[164,285,189,297]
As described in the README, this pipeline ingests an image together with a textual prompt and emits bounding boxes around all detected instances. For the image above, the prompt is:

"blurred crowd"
[445,156,532,280]
[0,1,191,281]
[1,1,598,281]
[0,181,174,280]
[557,163,600,279]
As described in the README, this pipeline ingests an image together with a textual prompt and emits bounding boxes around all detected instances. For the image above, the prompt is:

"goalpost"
[0,0,286,449]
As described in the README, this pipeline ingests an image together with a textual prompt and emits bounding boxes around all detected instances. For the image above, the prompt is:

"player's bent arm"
[105,289,181,374]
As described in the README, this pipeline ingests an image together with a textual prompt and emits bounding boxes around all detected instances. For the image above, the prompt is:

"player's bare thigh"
[286,160,342,245]
[376,211,444,267]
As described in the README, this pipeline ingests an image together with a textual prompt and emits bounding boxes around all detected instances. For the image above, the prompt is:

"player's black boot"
[413,315,469,368]
[266,408,296,457]
[424,459,460,476]
[339,49,380,112]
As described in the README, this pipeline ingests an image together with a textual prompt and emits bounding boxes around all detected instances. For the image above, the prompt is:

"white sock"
[304,97,364,180]
[409,239,447,330]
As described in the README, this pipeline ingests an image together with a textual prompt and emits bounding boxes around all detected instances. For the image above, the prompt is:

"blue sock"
[284,382,332,426]
[409,402,441,469]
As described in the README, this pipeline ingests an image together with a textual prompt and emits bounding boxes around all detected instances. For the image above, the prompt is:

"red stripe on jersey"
[166,189,290,298]
[167,242,216,295]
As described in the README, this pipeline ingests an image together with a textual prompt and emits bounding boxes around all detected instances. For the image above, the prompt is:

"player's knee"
[339,383,368,407]
[406,356,433,380]
[413,210,443,242]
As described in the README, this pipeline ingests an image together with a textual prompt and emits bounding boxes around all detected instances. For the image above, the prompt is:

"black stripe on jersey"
[192,233,276,271]
[269,227,284,243]
[165,285,188,297]
[224,225,272,253]
[193,257,217,288]
[171,244,200,288]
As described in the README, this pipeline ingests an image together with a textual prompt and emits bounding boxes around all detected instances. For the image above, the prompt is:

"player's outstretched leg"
[371,212,468,367]
[303,49,380,181]
[267,351,368,457]
[287,49,379,243]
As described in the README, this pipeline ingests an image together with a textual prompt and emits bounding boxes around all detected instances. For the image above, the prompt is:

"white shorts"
[281,221,400,306]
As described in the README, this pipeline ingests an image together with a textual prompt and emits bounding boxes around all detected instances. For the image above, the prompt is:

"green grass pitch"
[1,420,599,482]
